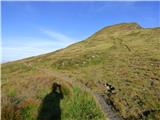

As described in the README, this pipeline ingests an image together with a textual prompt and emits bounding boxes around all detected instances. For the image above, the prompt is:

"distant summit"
[94,22,142,35]
[104,22,142,30]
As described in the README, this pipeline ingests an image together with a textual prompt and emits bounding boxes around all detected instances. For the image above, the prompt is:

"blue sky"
[2,1,160,62]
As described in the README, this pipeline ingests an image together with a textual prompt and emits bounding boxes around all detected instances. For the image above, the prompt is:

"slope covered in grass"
[1,62,105,120]
[2,23,160,119]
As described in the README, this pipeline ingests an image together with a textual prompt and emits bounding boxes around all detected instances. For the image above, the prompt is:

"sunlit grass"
[2,23,160,119]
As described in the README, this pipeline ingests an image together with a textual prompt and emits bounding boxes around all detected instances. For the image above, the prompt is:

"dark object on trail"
[104,83,115,96]
[37,83,63,120]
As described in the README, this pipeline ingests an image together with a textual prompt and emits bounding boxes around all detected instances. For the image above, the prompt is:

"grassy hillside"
[1,61,105,120]
[2,23,160,120]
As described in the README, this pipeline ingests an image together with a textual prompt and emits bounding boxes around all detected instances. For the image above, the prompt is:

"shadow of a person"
[37,83,63,120]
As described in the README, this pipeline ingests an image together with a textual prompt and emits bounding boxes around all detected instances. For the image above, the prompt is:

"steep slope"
[2,23,160,120]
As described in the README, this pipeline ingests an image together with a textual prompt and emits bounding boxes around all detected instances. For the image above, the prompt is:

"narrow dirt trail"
[24,63,123,120]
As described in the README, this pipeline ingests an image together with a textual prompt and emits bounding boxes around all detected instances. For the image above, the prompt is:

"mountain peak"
[106,22,142,29]
[96,22,142,35]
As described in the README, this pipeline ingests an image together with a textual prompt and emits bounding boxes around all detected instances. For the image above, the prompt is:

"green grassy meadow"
[2,23,160,119]
[1,62,104,120]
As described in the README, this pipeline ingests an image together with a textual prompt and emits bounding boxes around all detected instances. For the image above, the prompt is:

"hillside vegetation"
[2,23,160,120]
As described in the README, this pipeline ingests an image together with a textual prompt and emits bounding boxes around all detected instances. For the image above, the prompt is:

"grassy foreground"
[1,62,105,120]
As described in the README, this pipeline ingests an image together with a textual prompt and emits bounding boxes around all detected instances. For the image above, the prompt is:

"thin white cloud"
[40,29,74,42]
[2,30,76,62]
[2,46,48,62]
